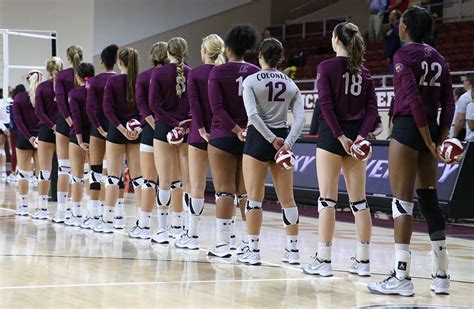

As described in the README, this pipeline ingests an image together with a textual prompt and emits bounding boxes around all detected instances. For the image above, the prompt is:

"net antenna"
[0,29,56,129]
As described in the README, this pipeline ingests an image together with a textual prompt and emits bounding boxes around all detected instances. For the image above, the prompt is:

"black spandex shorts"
[189,142,208,151]
[70,131,91,145]
[16,131,37,150]
[90,117,109,140]
[107,121,141,145]
[56,115,70,137]
[244,125,289,162]
[391,116,439,152]
[141,123,154,147]
[38,124,55,144]
[209,136,244,156]
[317,120,361,156]
[153,121,188,144]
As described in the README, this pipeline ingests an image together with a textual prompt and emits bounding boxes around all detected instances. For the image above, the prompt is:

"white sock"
[431,239,448,276]
[188,215,200,237]
[39,195,49,210]
[230,216,236,237]
[73,202,81,217]
[139,210,151,228]
[171,211,182,228]
[287,235,298,250]
[67,197,72,211]
[88,199,98,218]
[98,201,104,217]
[216,218,232,244]
[249,234,259,251]
[115,199,124,218]
[356,241,370,262]
[241,220,248,243]
[57,192,67,211]
[317,241,332,261]
[19,195,28,207]
[103,205,114,222]
[394,243,411,279]
[182,192,190,230]
[157,208,168,231]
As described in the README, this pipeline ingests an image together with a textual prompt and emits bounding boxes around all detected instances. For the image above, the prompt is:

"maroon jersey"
[149,63,191,127]
[208,61,260,139]
[35,79,57,129]
[392,43,454,128]
[13,92,39,139]
[103,74,140,127]
[55,67,75,119]
[317,56,378,138]
[86,72,117,129]
[69,86,89,135]
[187,64,214,144]
[136,68,153,121]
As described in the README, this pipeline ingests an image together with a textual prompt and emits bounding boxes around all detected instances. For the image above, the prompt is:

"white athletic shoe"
[93,219,114,233]
[168,225,184,239]
[151,229,169,244]
[0,172,7,182]
[64,215,83,227]
[367,271,415,297]
[80,217,100,230]
[303,256,333,277]
[31,209,49,220]
[65,209,72,220]
[128,221,151,240]
[237,249,261,265]
[349,257,371,277]
[430,273,450,295]
[236,241,250,256]
[282,248,300,265]
[208,242,232,258]
[52,211,66,223]
[113,217,125,229]
[230,235,237,250]
[175,233,199,250]
[15,206,29,216]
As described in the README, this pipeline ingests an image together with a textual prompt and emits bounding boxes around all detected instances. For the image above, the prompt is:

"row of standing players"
[12,6,455,298]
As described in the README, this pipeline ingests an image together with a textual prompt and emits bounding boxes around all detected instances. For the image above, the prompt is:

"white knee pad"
[106,175,121,187]
[235,194,247,206]
[58,159,71,175]
[318,197,336,212]
[140,143,154,153]
[245,200,262,213]
[190,197,204,215]
[71,175,84,184]
[392,198,414,219]
[182,192,190,210]
[350,199,369,214]
[157,189,171,207]
[215,192,234,203]
[282,207,299,226]
[89,171,103,184]
[142,179,157,190]
[39,170,51,181]
[18,169,33,180]
[84,163,90,173]
[171,180,182,190]
[131,176,144,189]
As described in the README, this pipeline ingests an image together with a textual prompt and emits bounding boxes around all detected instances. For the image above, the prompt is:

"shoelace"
[382,270,398,283]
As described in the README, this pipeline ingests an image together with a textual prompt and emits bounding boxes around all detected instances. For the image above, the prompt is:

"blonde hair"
[202,34,225,65]
[46,57,63,79]
[167,37,188,97]
[27,70,42,107]
[66,45,83,87]
[118,47,139,107]
[150,42,168,67]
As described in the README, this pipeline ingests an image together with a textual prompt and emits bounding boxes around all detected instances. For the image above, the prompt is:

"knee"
[282,206,299,226]
[350,199,370,215]
[318,197,336,213]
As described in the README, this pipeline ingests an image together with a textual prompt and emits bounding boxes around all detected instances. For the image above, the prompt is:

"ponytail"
[202,34,225,66]
[46,56,63,92]
[27,70,42,107]
[67,45,83,87]
[118,47,139,107]
[334,22,365,75]
[167,37,188,98]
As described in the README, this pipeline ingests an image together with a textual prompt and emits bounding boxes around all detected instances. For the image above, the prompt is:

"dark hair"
[225,24,258,58]
[12,84,26,98]
[392,10,401,20]
[77,62,95,81]
[465,73,474,87]
[258,38,284,68]
[118,47,139,107]
[454,87,466,99]
[100,44,119,70]
[402,6,433,43]
[334,22,365,75]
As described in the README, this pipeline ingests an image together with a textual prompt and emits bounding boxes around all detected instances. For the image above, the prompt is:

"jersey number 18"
[342,73,362,96]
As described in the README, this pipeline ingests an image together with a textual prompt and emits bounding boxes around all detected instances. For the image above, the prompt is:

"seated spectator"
[384,10,401,74]
[282,49,310,79]
[450,74,474,139]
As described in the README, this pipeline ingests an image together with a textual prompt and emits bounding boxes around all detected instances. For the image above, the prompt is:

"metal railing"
[424,0,474,21]
[288,0,340,20]
[269,16,349,41]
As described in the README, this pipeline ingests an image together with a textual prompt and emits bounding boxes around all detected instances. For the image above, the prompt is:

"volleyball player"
[52,46,83,223]
[175,34,225,249]
[96,47,142,233]
[33,57,63,219]
[237,38,305,265]
[128,42,168,239]
[149,37,191,244]
[66,63,95,226]
[13,71,42,216]
[83,44,119,229]
[207,25,259,258]
[302,22,378,277]
[368,6,454,296]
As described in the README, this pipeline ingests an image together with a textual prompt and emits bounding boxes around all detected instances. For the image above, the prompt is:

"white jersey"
[242,69,305,147]
[466,102,474,141]
[0,98,12,126]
